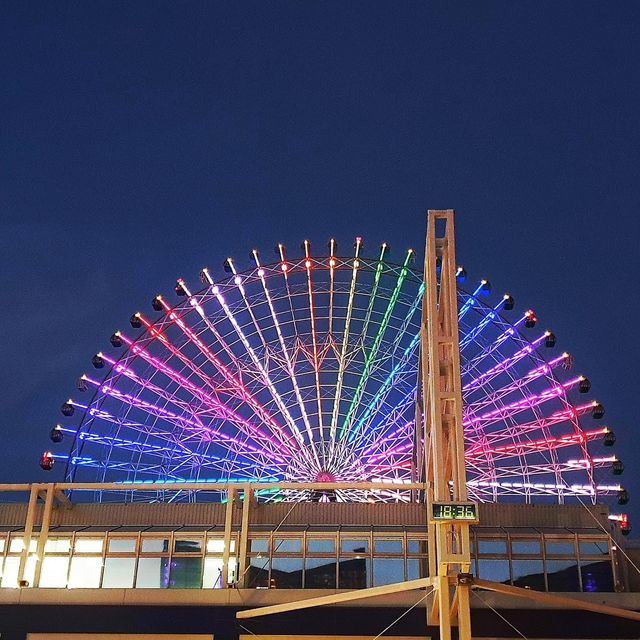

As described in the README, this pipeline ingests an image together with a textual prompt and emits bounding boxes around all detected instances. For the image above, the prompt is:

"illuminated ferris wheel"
[41,238,626,505]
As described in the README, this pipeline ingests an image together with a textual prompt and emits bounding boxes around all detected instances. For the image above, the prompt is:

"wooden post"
[222,486,235,588]
[33,483,55,587]
[17,484,39,586]
[237,485,252,587]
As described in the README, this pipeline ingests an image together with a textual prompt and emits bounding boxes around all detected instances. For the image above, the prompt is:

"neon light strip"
[303,240,325,444]
[345,285,423,448]
[461,312,530,378]
[465,375,585,429]
[250,250,316,457]
[467,479,621,495]
[329,237,362,445]
[328,239,336,335]
[463,332,552,392]
[458,280,488,321]
[342,248,413,442]
[459,295,507,351]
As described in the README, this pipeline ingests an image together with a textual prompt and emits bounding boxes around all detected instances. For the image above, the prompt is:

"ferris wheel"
[41,238,626,506]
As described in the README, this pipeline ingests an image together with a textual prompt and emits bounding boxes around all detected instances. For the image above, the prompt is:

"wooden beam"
[237,577,433,620]
[473,579,640,622]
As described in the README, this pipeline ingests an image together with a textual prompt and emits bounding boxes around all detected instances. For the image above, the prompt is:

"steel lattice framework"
[42,239,622,504]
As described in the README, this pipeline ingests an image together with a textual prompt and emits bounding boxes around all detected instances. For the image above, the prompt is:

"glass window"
[206,538,235,553]
[407,558,421,580]
[44,538,71,553]
[546,559,580,591]
[407,540,427,555]
[373,558,404,586]
[340,539,368,554]
[1,557,20,587]
[9,538,37,553]
[307,538,335,554]
[579,540,609,556]
[174,538,202,554]
[271,557,303,588]
[478,559,509,583]
[580,561,614,592]
[136,557,170,588]
[511,539,541,555]
[374,539,403,554]
[477,539,507,555]
[0,538,5,553]
[102,558,136,588]
[39,556,69,588]
[108,538,137,553]
[305,557,336,588]
[169,556,203,588]
[203,557,225,588]
[274,538,302,553]
[249,538,269,553]
[68,557,102,588]
[141,538,169,553]
[248,557,270,588]
[74,538,104,553]
[338,557,370,588]
[512,560,544,590]
[545,540,575,556]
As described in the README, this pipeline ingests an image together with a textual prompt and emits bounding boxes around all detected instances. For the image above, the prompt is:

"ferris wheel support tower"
[420,209,473,640]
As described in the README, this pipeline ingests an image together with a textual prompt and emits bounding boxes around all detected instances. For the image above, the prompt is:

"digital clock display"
[432,502,478,521]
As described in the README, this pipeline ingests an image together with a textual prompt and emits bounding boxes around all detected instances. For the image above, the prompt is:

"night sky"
[1,3,639,524]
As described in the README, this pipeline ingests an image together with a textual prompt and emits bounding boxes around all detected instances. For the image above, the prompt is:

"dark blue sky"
[1,2,639,520]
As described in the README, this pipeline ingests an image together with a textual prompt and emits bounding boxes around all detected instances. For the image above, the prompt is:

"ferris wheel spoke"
[77,377,288,465]
[459,294,509,351]
[464,353,571,414]
[329,237,363,448]
[465,374,586,431]
[461,311,532,379]
[463,329,551,393]
[250,250,317,455]
[154,289,301,455]
[96,352,288,457]
[340,249,414,443]
[113,331,293,458]
[302,240,326,444]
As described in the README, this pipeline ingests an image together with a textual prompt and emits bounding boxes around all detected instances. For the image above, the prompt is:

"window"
[511,539,541,555]
[338,557,370,588]
[169,557,203,588]
[44,538,71,553]
[579,540,608,556]
[546,559,580,591]
[74,538,104,553]
[340,538,368,554]
[307,538,335,554]
[305,557,336,588]
[249,538,269,553]
[273,538,302,553]
[511,560,544,590]
[271,557,303,588]
[580,561,614,592]
[9,538,37,553]
[39,556,69,588]
[478,559,509,583]
[206,538,235,553]
[477,539,507,555]
[174,538,202,554]
[545,540,575,556]
[373,558,404,586]
[136,557,169,588]
[68,557,102,588]
[141,538,169,553]
[108,538,137,553]
[374,539,402,554]
[202,557,224,588]
[102,558,136,588]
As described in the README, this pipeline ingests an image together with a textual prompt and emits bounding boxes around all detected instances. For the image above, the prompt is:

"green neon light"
[339,250,413,441]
